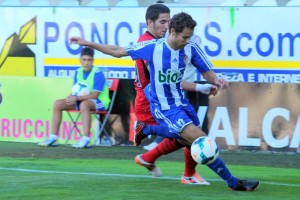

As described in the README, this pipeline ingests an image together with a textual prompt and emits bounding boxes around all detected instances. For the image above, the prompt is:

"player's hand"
[209,85,218,96]
[195,83,218,95]
[66,95,76,105]
[216,77,228,90]
[69,37,87,46]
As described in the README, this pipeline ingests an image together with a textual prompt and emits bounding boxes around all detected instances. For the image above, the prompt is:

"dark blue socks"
[143,124,182,139]
[207,157,238,188]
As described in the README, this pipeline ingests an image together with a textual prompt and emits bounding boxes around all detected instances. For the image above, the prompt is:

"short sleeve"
[190,44,213,73]
[126,40,155,62]
[93,69,106,92]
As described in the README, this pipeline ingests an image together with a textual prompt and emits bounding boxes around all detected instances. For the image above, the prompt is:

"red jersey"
[134,31,157,125]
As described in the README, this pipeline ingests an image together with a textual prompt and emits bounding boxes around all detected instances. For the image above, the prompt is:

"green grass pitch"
[0,142,299,200]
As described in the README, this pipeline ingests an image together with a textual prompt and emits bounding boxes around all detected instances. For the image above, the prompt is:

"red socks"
[141,139,198,177]
[142,138,184,163]
[183,146,197,177]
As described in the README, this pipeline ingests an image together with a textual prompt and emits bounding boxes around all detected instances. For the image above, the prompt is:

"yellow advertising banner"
[0,76,98,144]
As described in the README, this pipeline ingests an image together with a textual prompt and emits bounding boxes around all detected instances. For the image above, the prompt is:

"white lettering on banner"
[200,71,300,83]
[107,71,129,78]
[199,106,300,149]
[131,71,136,79]
[216,73,245,82]
[229,73,244,82]
[47,69,76,77]
[263,108,289,148]
[290,115,300,148]
[239,107,260,146]
[258,74,300,83]
[208,107,236,145]
[197,106,208,128]
[248,73,255,82]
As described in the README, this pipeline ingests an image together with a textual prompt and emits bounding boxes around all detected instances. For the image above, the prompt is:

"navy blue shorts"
[144,84,200,136]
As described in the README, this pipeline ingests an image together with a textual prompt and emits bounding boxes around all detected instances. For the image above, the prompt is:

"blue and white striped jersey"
[126,37,213,110]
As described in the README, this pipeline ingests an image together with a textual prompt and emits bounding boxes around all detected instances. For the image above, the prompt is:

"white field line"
[0,167,299,187]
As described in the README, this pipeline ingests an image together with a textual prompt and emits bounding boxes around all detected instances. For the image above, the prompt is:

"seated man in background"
[38,47,110,148]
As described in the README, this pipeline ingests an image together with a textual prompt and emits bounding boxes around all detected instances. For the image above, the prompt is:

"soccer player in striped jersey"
[69,12,259,191]
[134,33,217,185]
[132,4,214,185]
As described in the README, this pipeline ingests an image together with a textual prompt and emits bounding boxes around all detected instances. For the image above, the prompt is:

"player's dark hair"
[169,12,197,33]
[80,47,94,57]
[145,3,170,23]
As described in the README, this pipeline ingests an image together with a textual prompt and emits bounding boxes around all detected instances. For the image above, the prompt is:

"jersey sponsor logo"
[184,55,189,64]
[158,69,184,83]
[158,69,180,83]
[133,42,145,50]
[172,58,178,63]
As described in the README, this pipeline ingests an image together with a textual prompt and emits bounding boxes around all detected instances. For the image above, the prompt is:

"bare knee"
[180,123,206,144]
[53,99,67,111]
[79,100,94,113]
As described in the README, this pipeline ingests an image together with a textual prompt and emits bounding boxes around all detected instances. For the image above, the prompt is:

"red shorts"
[134,90,158,125]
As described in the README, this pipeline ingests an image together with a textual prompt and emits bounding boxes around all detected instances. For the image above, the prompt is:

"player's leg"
[136,104,199,178]
[182,124,259,190]
[181,121,240,188]
[142,124,183,139]
[181,146,210,185]
[134,122,183,146]
[134,111,187,177]
[134,120,194,177]
[207,157,259,191]
[135,137,184,177]
[180,123,206,144]
[135,111,206,182]
[71,100,94,148]
[135,87,205,180]
[51,99,75,134]
[135,131,208,184]
[134,122,191,178]
[155,104,259,191]
[38,99,75,147]
[80,99,97,137]
[134,95,157,146]
[181,106,259,191]
[72,99,105,148]
[143,136,164,150]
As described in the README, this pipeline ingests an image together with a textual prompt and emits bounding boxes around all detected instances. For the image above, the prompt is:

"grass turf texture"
[0,142,299,200]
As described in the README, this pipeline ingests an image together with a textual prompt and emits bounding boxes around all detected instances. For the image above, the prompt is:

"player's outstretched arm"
[201,70,228,90]
[69,37,128,58]
[182,80,218,95]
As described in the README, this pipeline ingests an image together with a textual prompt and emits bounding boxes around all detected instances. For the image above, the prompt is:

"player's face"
[172,27,194,49]
[80,55,94,72]
[150,13,170,38]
